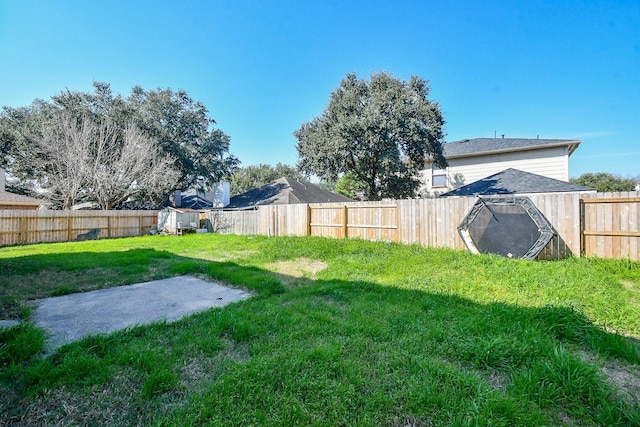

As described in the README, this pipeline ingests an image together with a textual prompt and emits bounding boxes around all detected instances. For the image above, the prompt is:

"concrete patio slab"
[33,275,251,351]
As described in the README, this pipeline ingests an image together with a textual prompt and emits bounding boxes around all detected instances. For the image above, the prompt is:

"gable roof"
[443,137,581,159]
[225,177,352,209]
[441,168,594,197]
[177,191,214,210]
[0,190,48,208]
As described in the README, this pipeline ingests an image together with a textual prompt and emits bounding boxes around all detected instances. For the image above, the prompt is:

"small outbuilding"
[157,207,200,235]
[0,191,48,210]
[0,168,49,210]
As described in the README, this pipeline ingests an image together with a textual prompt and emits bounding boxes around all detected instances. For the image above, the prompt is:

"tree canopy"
[294,72,447,201]
[0,82,238,208]
[229,163,303,196]
[334,172,366,200]
[570,172,638,193]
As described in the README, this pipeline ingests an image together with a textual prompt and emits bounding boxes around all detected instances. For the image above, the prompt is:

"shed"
[157,207,200,235]
[0,168,49,210]
[0,191,48,210]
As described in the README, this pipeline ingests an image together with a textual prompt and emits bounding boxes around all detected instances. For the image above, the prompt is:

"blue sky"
[1,0,639,178]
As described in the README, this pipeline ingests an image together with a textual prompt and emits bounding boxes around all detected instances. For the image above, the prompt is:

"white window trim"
[431,165,447,188]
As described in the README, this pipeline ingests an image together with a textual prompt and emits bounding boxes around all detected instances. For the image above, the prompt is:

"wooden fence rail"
[0,210,158,246]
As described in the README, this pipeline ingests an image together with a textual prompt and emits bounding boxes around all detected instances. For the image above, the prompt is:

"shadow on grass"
[1,248,639,426]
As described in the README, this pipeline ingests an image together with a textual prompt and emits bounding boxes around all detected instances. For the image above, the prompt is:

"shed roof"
[225,177,352,209]
[441,168,594,197]
[0,190,48,207]
[443,137,581,159]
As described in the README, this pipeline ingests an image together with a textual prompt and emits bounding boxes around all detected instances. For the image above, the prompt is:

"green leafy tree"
[0,82,238,202]
[334,172,366,200]
[295,72,447,201]
[229,163,302,195]
[127,86,238,190]
[570,172,638,193]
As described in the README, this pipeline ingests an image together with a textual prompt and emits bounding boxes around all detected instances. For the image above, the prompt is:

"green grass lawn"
[1,234,639,426]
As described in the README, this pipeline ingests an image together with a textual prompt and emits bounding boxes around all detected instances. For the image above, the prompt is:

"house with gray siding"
[421,137,581,196]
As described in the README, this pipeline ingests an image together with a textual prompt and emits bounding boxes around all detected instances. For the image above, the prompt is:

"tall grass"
[1,234,639,426]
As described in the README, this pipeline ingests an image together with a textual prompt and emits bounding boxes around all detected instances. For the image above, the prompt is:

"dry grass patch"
[602,358,640,405]
[264,258,328,286]
[195,250,259,262]
[577,349,640,405]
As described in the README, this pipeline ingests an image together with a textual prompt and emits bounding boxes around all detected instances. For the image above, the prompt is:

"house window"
[432,165,447,187]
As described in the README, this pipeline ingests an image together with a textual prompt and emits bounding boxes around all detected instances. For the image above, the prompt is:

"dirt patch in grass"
[9,375,144,427]
[622,280,638,291]
[578,350,640,405]
[602,358,640,404]
[265,258,328,286]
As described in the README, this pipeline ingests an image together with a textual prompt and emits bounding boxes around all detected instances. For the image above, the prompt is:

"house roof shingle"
[0,190,48,207]
[443,137,581,159]
[441,168,594,197]
[225,177,352,209]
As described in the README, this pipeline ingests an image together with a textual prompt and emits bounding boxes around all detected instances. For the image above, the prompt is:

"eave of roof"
[442,138,581,160]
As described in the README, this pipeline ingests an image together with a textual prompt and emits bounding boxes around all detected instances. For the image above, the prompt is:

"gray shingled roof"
[443,138,581,159]
[441,168,594,197]
[225,177,352,209]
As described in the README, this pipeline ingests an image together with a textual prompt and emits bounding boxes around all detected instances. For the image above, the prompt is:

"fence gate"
[308,204,399,241]
[580,197,640,260]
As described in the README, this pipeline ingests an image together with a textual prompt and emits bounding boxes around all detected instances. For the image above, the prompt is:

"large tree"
[229,163,303,195]
[0,82,238,201]
[570,172,638,193]
[294,72,447,200]
[26,112,179,209]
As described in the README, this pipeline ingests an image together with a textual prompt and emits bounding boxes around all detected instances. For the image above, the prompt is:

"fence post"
[307,205,312,236]
[343,205,348,238]
[579,198,585,257]
[107,215,112,238]
[395,201,401,243]
[67,215,72,242]
[138,215,143,236]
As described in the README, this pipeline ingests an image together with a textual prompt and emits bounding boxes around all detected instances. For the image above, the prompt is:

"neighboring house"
[440,168,594,197]
[171,182,231,210]
[422,137,581,196]
[0,168,48,210]
[224,177,352,209]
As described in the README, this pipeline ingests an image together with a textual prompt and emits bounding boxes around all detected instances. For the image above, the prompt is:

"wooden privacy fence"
[0,210,158,246]
[206,192,592,260]
[3,193,640,261]
[206,192,640,260]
